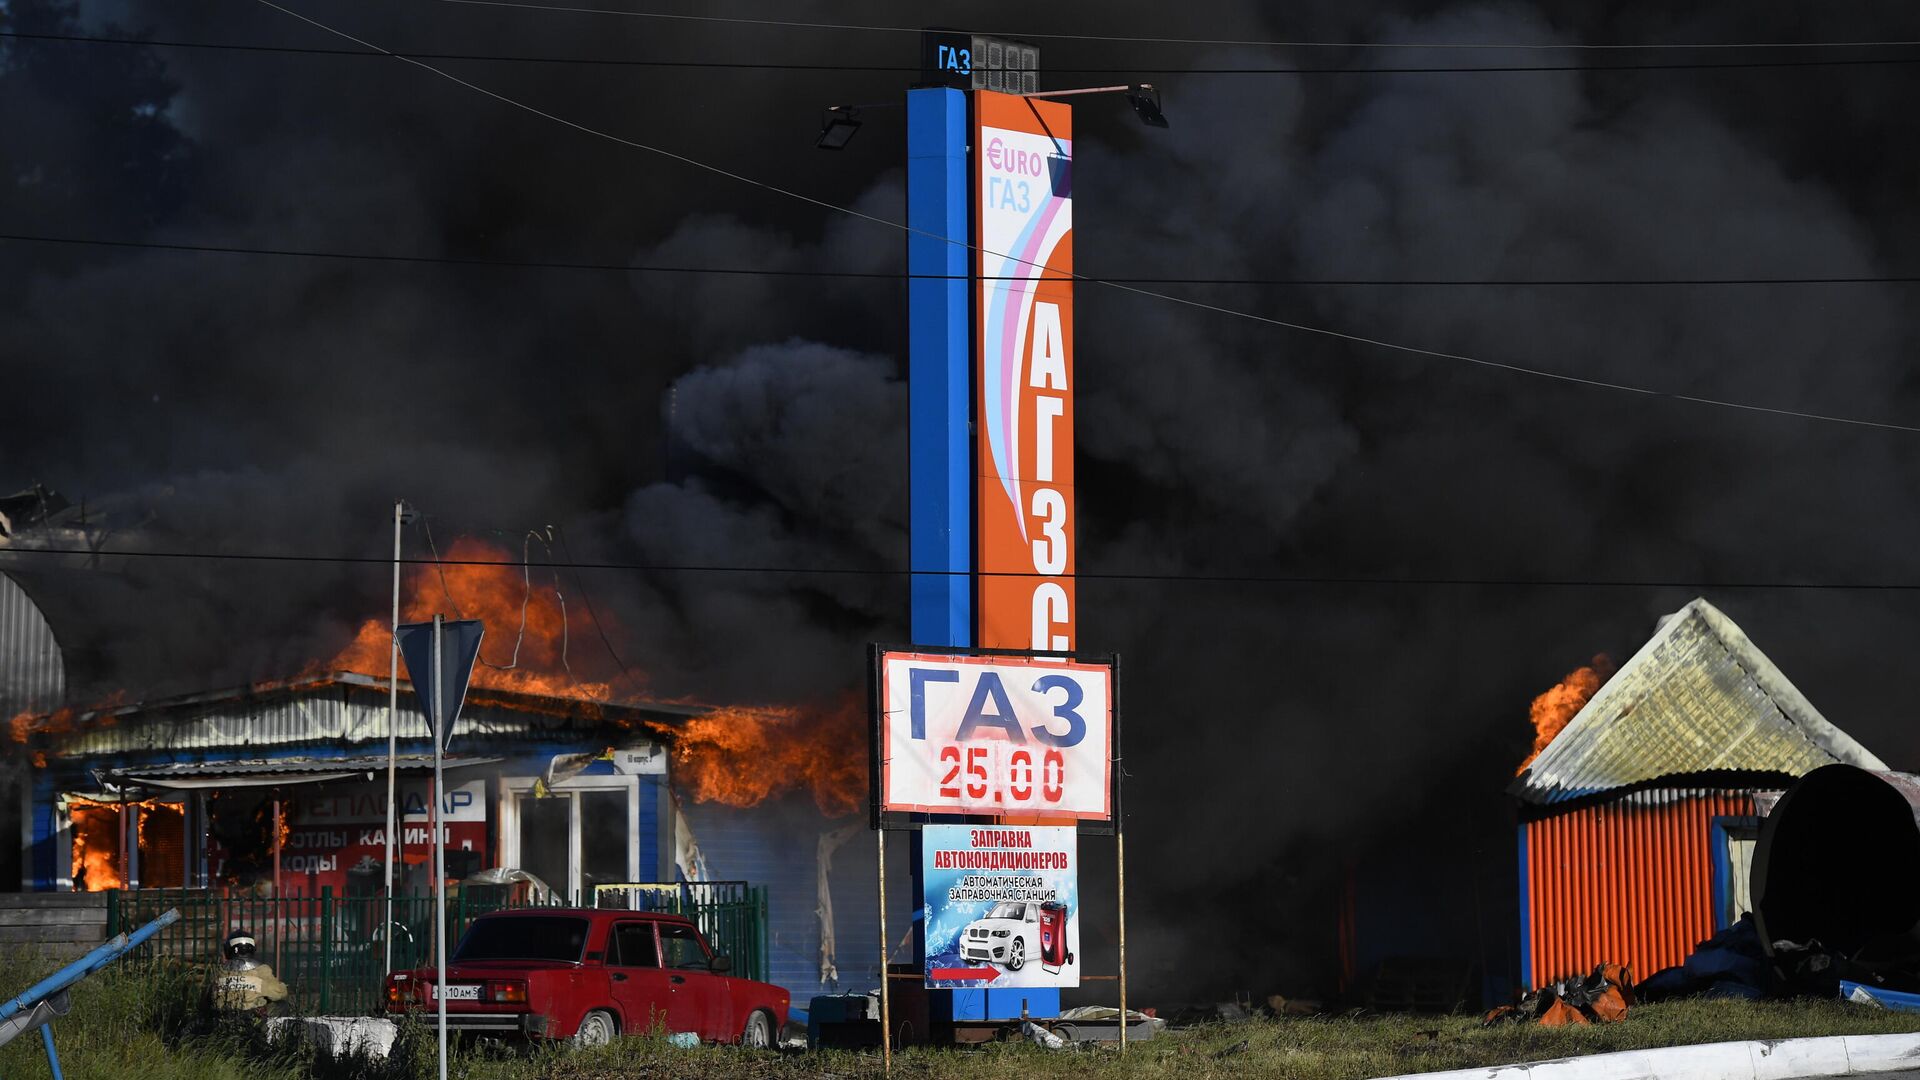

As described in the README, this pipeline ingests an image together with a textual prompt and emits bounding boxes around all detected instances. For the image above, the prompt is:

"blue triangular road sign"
[396,617,485,751]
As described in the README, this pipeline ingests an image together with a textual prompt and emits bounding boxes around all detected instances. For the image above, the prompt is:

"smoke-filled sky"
[7,0,1920,997]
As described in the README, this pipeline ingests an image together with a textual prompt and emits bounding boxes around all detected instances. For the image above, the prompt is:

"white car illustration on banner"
[959,901,1042,970]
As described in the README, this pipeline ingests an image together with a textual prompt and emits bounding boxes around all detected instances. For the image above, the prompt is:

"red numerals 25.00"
[935,745,1065,804]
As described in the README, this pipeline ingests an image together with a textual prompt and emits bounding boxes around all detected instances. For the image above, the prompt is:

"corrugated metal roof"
[1511,598,1885,805]
[0,571,66,717]
[23,671,706,759]
[109,755,497,778]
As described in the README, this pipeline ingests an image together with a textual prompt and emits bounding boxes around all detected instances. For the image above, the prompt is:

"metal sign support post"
[383,499,402,976]
[1118,827,1128,1053]
[877,829,891,1074]
[432,613,448,1080]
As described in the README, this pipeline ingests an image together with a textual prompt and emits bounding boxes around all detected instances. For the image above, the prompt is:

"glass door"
[503,778,638,904]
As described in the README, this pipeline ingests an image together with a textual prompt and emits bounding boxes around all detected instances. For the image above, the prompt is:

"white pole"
[876,828,890,1076]
[433,614,448,1080]
[384,499,402,976]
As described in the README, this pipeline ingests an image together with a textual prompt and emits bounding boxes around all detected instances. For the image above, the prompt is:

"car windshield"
[986,902,1028,920]
[453,917,589,963]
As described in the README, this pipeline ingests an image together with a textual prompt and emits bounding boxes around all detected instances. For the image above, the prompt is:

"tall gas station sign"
[885,34,1131,1049]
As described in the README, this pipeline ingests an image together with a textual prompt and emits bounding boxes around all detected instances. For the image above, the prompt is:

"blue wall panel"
[682,798,913,1005]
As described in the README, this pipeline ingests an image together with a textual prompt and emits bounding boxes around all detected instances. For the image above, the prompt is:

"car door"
[657,921,730,1040]
[607,921,673,1035]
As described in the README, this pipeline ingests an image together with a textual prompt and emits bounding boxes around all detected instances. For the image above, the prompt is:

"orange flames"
[1517,654,1615,774]
[325,537,621,701]
[10,693,127,769]
[658,696,867,818]
[332,535,866,817]
[69,797,126,891]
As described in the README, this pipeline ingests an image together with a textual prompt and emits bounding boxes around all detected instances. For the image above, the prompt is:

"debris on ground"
[1022,1020,1067,1049]
[1844,981,1920,1013]
[1051,1006,1166,1043]
[1267,994,1325,1016]
[1484,963,1635,1027]
[1637,916,1772,1002]
[263,1017,396,1060]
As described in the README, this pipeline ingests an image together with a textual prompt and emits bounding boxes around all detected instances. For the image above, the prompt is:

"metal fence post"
[757,886,770,985]
[105,889,120,939]
[320,886,334,1014]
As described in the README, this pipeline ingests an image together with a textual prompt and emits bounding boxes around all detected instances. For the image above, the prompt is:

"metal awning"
[108,755,501,790]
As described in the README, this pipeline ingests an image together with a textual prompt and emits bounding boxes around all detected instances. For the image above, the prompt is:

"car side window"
[657,923,710,970]
[613,923,659,968]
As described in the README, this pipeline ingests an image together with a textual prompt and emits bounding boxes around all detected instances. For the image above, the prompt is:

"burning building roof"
[14,670,703,760]
[1510,597,1885,805]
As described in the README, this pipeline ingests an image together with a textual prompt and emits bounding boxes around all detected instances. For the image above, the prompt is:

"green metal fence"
[106,883,769,1017]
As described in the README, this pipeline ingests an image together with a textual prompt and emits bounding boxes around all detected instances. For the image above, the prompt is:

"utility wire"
[246,0,1920,435]
[6,232,1915,286]
[7,541,1920,592]
[556,528,648,698]
[429,0,1920,52]
[12,29,1920,73]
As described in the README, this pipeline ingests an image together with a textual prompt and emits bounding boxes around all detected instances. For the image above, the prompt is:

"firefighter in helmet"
[212,930,289,1013]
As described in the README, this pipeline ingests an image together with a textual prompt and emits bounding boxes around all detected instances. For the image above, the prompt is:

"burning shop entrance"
[6,541,892,1005]
[17,673,695,896]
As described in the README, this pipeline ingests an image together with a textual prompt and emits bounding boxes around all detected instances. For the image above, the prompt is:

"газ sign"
[874,649,1112,820]
[974,91,1075,654]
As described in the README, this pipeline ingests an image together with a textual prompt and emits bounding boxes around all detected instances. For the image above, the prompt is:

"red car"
[384,908,788,1048]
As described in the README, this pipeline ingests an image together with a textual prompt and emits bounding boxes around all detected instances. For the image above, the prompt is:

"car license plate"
[432,984,481,1001]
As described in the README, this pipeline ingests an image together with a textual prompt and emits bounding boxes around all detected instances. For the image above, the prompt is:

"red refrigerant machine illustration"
[1039,901,1073,974]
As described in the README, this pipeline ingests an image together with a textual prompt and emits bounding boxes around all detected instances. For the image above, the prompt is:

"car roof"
[473,907,694,925]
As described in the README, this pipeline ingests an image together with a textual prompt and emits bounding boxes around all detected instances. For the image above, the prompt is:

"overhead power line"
[10,29,1920,74]
[9,542,1920,592]
[247,0,1920,436]
[7,232,1915,287]
[430,0,1920,53]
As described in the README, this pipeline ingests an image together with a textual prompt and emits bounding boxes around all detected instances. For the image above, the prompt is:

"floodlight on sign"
[1126,84,1169,128]
[815,108,862,150]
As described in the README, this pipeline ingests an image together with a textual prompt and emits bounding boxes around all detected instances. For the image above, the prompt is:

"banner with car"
[921,824,1078,988]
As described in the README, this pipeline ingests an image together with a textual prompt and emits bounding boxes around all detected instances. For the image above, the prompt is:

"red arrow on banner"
[928,967,1001,982]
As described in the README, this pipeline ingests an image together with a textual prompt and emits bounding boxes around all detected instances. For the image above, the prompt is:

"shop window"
[69,800,123,891]
[581,790,628,895]
[66,797,188,891]
[138,802,186,889]
[518,797,570,899]
[504,778,637,904]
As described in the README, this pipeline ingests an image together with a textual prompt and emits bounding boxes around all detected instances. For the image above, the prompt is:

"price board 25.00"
[872,648,1114,823]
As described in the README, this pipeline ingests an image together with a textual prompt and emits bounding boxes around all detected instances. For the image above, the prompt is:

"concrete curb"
[1375,1032,1920,1080]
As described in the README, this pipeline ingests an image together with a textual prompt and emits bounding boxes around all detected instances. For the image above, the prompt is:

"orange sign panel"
[974,91,1074,652]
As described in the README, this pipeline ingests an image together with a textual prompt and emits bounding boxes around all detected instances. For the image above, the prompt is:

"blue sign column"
[905,85,1059,1024]
[908,86,972,648]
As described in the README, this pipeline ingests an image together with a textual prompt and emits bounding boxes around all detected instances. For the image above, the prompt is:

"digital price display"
[919,29,1041,94]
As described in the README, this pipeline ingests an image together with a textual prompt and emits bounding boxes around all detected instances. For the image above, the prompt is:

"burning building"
[1,541,905,1004]
[1512,597,1885,988]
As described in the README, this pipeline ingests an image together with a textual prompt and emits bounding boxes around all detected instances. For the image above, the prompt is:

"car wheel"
[571,1010,616,1049]
[741,1009,773,1049]
[1008,938,1026,971]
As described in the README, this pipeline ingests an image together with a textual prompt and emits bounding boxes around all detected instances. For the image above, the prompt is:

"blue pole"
[0,909,179,1024]
[40,1023,64,1080]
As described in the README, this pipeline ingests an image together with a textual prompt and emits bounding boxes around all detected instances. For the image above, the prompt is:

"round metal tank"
[0,570,67,717]
[1752,764,1920,959]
